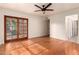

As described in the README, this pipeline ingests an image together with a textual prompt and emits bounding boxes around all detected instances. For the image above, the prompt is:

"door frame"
[4,15,28,43]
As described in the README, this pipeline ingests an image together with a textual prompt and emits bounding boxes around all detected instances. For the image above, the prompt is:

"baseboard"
[50,37,78,44]
[0,44,4,47]
[0,41,4,45]
[29,35,49,39]
[50,37,67,41]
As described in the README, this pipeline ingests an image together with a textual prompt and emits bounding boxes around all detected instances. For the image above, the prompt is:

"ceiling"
[0,3,79,16]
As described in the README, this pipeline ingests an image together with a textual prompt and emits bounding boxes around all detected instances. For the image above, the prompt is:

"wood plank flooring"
[0,37,79,55]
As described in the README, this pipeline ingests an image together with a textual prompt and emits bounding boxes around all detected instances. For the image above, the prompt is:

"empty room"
[0,3,79,55]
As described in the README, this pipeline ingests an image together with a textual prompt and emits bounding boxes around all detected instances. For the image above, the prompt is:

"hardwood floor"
[0,37,79,55]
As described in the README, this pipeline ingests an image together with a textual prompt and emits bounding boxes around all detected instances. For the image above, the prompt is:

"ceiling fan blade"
[34,10,42,12]
[44,3,52,9]
[35,5,42,10]
[46,9,54,11]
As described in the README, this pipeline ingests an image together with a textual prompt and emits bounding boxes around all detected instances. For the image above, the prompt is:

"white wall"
[0,8,4,45]
[49,14,66,40]
[0,8,48,44]
[49,8,79,40]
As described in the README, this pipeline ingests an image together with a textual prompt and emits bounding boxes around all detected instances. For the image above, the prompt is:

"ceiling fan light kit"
[34,3,54,14]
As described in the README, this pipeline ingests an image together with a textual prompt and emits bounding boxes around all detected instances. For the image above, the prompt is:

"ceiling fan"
[34,3,54,14]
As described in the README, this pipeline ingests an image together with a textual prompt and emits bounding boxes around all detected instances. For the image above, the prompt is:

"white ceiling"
[0,3,79,16]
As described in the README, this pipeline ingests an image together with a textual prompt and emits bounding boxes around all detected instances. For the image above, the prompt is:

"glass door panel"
[19,34,24,38]
[23,34,27,37]
[19,19,27,38]
[7,36,12,40]
[6,17,17,40]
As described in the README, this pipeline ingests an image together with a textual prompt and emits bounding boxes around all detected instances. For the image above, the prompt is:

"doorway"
[4,15,28,43]
[65,14,78,42]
